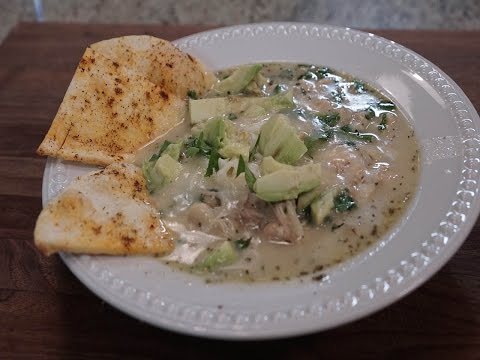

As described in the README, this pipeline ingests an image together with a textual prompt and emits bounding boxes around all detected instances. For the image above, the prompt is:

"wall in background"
[1,0,479,43]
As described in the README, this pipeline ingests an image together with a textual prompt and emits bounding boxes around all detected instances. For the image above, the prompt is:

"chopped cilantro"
[298,71,318,81]
[185,132,223,177]
[298,67,330,81]
[304,129,332,151]
[237,155,256,192]
[365,107,376,120]
[149,140,172,162]
[234,238,251,250]
[205,147,220,177]
[336,126,374,144]
[377,100,396,111]
[378,114,387,131]
[316,113,340,127]
[334,189,357,212]
[184,132,211,157]
[187,89,198,99]
[331,87,345,103]
[273,84,286,94]
[249,134,260,161]
[353,80,365,92]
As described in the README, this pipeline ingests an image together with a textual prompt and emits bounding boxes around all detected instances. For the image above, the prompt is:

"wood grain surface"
[0,23,479,360]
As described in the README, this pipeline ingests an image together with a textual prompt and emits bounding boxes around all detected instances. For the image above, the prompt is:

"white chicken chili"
[137,63,420,283]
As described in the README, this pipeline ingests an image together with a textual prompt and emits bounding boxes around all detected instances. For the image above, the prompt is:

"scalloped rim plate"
[41,23,480,339]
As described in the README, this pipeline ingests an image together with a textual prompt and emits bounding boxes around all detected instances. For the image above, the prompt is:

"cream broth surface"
[138,63,420,283]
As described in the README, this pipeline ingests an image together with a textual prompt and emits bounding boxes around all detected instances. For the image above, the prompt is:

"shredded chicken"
[200,190,221,207]
[263,200,303,243]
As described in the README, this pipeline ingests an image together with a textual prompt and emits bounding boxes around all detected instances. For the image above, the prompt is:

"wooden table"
[0,23,479,359]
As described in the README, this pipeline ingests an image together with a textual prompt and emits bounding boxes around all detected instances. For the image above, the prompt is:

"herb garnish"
[353,80,365,93]
[184,132,222,177]
[249,134,260,161]
[365,107,376,120]
[149,140,172,162]
[297,67,329,81]
[184,132,212,157]
[377,101,396,111]
[205,147,221,177]
[377,113,387,131]
[237,155,256,191]
[334,189,357,212]
[234,238,251,250]
[304,128,332,152]
[316,112,340,127]
[187,89,198,99]
[273,84,286,94]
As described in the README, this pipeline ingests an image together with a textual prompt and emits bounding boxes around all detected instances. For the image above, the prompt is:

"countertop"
[0,23,479,359]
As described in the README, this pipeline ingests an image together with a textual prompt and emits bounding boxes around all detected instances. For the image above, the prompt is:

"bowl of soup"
[44,23,480,339]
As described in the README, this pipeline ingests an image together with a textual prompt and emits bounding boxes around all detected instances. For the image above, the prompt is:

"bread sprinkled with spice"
[91,35,214,98]
[37,36,214,166]
[34,162,175,256]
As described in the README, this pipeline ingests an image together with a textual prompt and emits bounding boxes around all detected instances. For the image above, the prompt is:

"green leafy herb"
[378,101,396,111]
[184,133,212,157]
[234,238,251,250]
[273,84,287,94]
[298,71,318,81]
[316,113,340,127]
[185,132,224,177]
[187,89,198,99]
[336,127,374,144]
[378,113,387,131]
[331,87,345,103]
[249,134,260,161]
[237,155,256,191]
[297,67,330,81]
[185,146,200,157]
[149,140,172,162]
[365,107,376,120]
[205,147,220,177]
[304,128,332,151]
[334,189,357,212]
[353,80,365,93]
[340,124,352,132]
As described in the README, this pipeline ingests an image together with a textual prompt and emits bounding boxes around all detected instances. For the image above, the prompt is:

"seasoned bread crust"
[34,163,175,256]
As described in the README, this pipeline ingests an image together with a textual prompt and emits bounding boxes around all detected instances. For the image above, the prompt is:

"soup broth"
[138,63,420,283]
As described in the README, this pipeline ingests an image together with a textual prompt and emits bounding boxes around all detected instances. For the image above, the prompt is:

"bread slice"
[34,162,175,256]
[37,47,186,165]
[91,35,215,98]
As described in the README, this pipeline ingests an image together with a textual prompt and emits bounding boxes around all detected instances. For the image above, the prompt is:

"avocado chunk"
[213,64,262,96]
[261,156,293,175]
[253,163,322,202]
[310,187,341,225]
[297,186,323,210]
[154,154,182,183]
[202,117,251,160]
[195,241,237,271]
[189,90,294,125]
[142,152,182,193]
[258,114,307,164]
[163,142,182,161]
[203,117,226,148]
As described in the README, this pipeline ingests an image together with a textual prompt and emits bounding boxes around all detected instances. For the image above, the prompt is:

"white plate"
[42,23,480,339]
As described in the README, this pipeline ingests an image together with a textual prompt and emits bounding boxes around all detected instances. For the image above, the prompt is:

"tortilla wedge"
[37,47,186,165]
[91,35,215,98]
[34,162,175,256]
[37,36,214,166]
